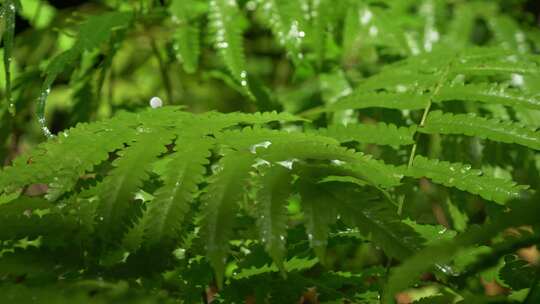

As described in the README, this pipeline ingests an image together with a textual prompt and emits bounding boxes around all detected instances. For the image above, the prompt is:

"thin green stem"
[398,63,452,216]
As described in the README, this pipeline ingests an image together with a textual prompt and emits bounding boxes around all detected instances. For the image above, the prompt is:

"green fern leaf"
[217,127,403,187]
[451,52,539,76]
[254,165,293,271]
[328,92,429,112]
[209,0,250,91]
[405,156,527,204]
[434,83,540,110]
[170,0,203,73]
[315,123,417,146]
[96,130,174,242]
[201,150,256,287]
[1,0,21,115]
[255,0,307,63]
[333,185,425,261]
[37,11,132,136]
[298,178,338,263]
[142,137,213,247]
[420,111,540,150]
[486,15,531,54]
[0,117,136,198]
[233,256,319,280]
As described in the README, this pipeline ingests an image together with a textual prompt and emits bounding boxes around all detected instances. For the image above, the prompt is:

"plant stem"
[398,64,451,215]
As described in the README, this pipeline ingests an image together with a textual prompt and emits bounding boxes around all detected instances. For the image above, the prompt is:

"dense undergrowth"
[1,0,540,303]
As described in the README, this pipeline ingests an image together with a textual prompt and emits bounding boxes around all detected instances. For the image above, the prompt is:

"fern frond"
[434,83,540,110]
[315,123,417,146]
[254,165,293,270]
[201,150,257,287]
[0,117,137,198]
[486,15,531,54]
[331,184,425,261]
[255,0,307,62]
[37,11,133,136]
[170,0,202,73]
[201,110,306,127]
[328,92,429,112]
[217,127,403,187]
[96,130,174,242]
[209,0,250,90]
[298,178,338,263]
[405,156,527,204]
[420,111,540,150]
[142,137,213,248]
[0,197,74,242]
[1,0,21,115]
[233,256,319,280]
[451,53,539,76]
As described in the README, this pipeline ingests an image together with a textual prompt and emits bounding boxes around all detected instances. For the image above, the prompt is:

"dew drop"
[217,41,229,49]
[331,159,345,166]
[150,96,163,108]
[360,9,373,25]
[249,141,272,153]
[511,73,524,87]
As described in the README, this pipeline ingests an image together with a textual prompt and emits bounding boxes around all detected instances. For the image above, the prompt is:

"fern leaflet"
[405,156,527,204]
[209,0,250,93]
[141,137,213,248]
[254,165,293,271]
[420,110,540,150]
[96,130,173,243]
[201,150,256,287]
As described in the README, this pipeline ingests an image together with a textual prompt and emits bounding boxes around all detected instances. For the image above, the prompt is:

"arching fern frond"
[332,185,425,261]
[201,150,257,287]
[170,0,204,73]
[298,177,338,263]
[315,123,417,146]
[209,0,250,92]
[328,92,430,112]
[405,156,527,204]
[141,137,213,248]
[434,83,540,110]
[255,0,307,63]
[37,11,133,136]
[420,111,540,150]
[96,130,174,243]
[254,165,293,271]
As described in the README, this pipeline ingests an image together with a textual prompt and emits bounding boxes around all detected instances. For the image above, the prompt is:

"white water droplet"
[150,96,163,108]
[217,41,229,49]
[511,73,524,87]
[360,9,373,25]
[277,159,296,170]
[250,141,272,153]
[331,159,345,166]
